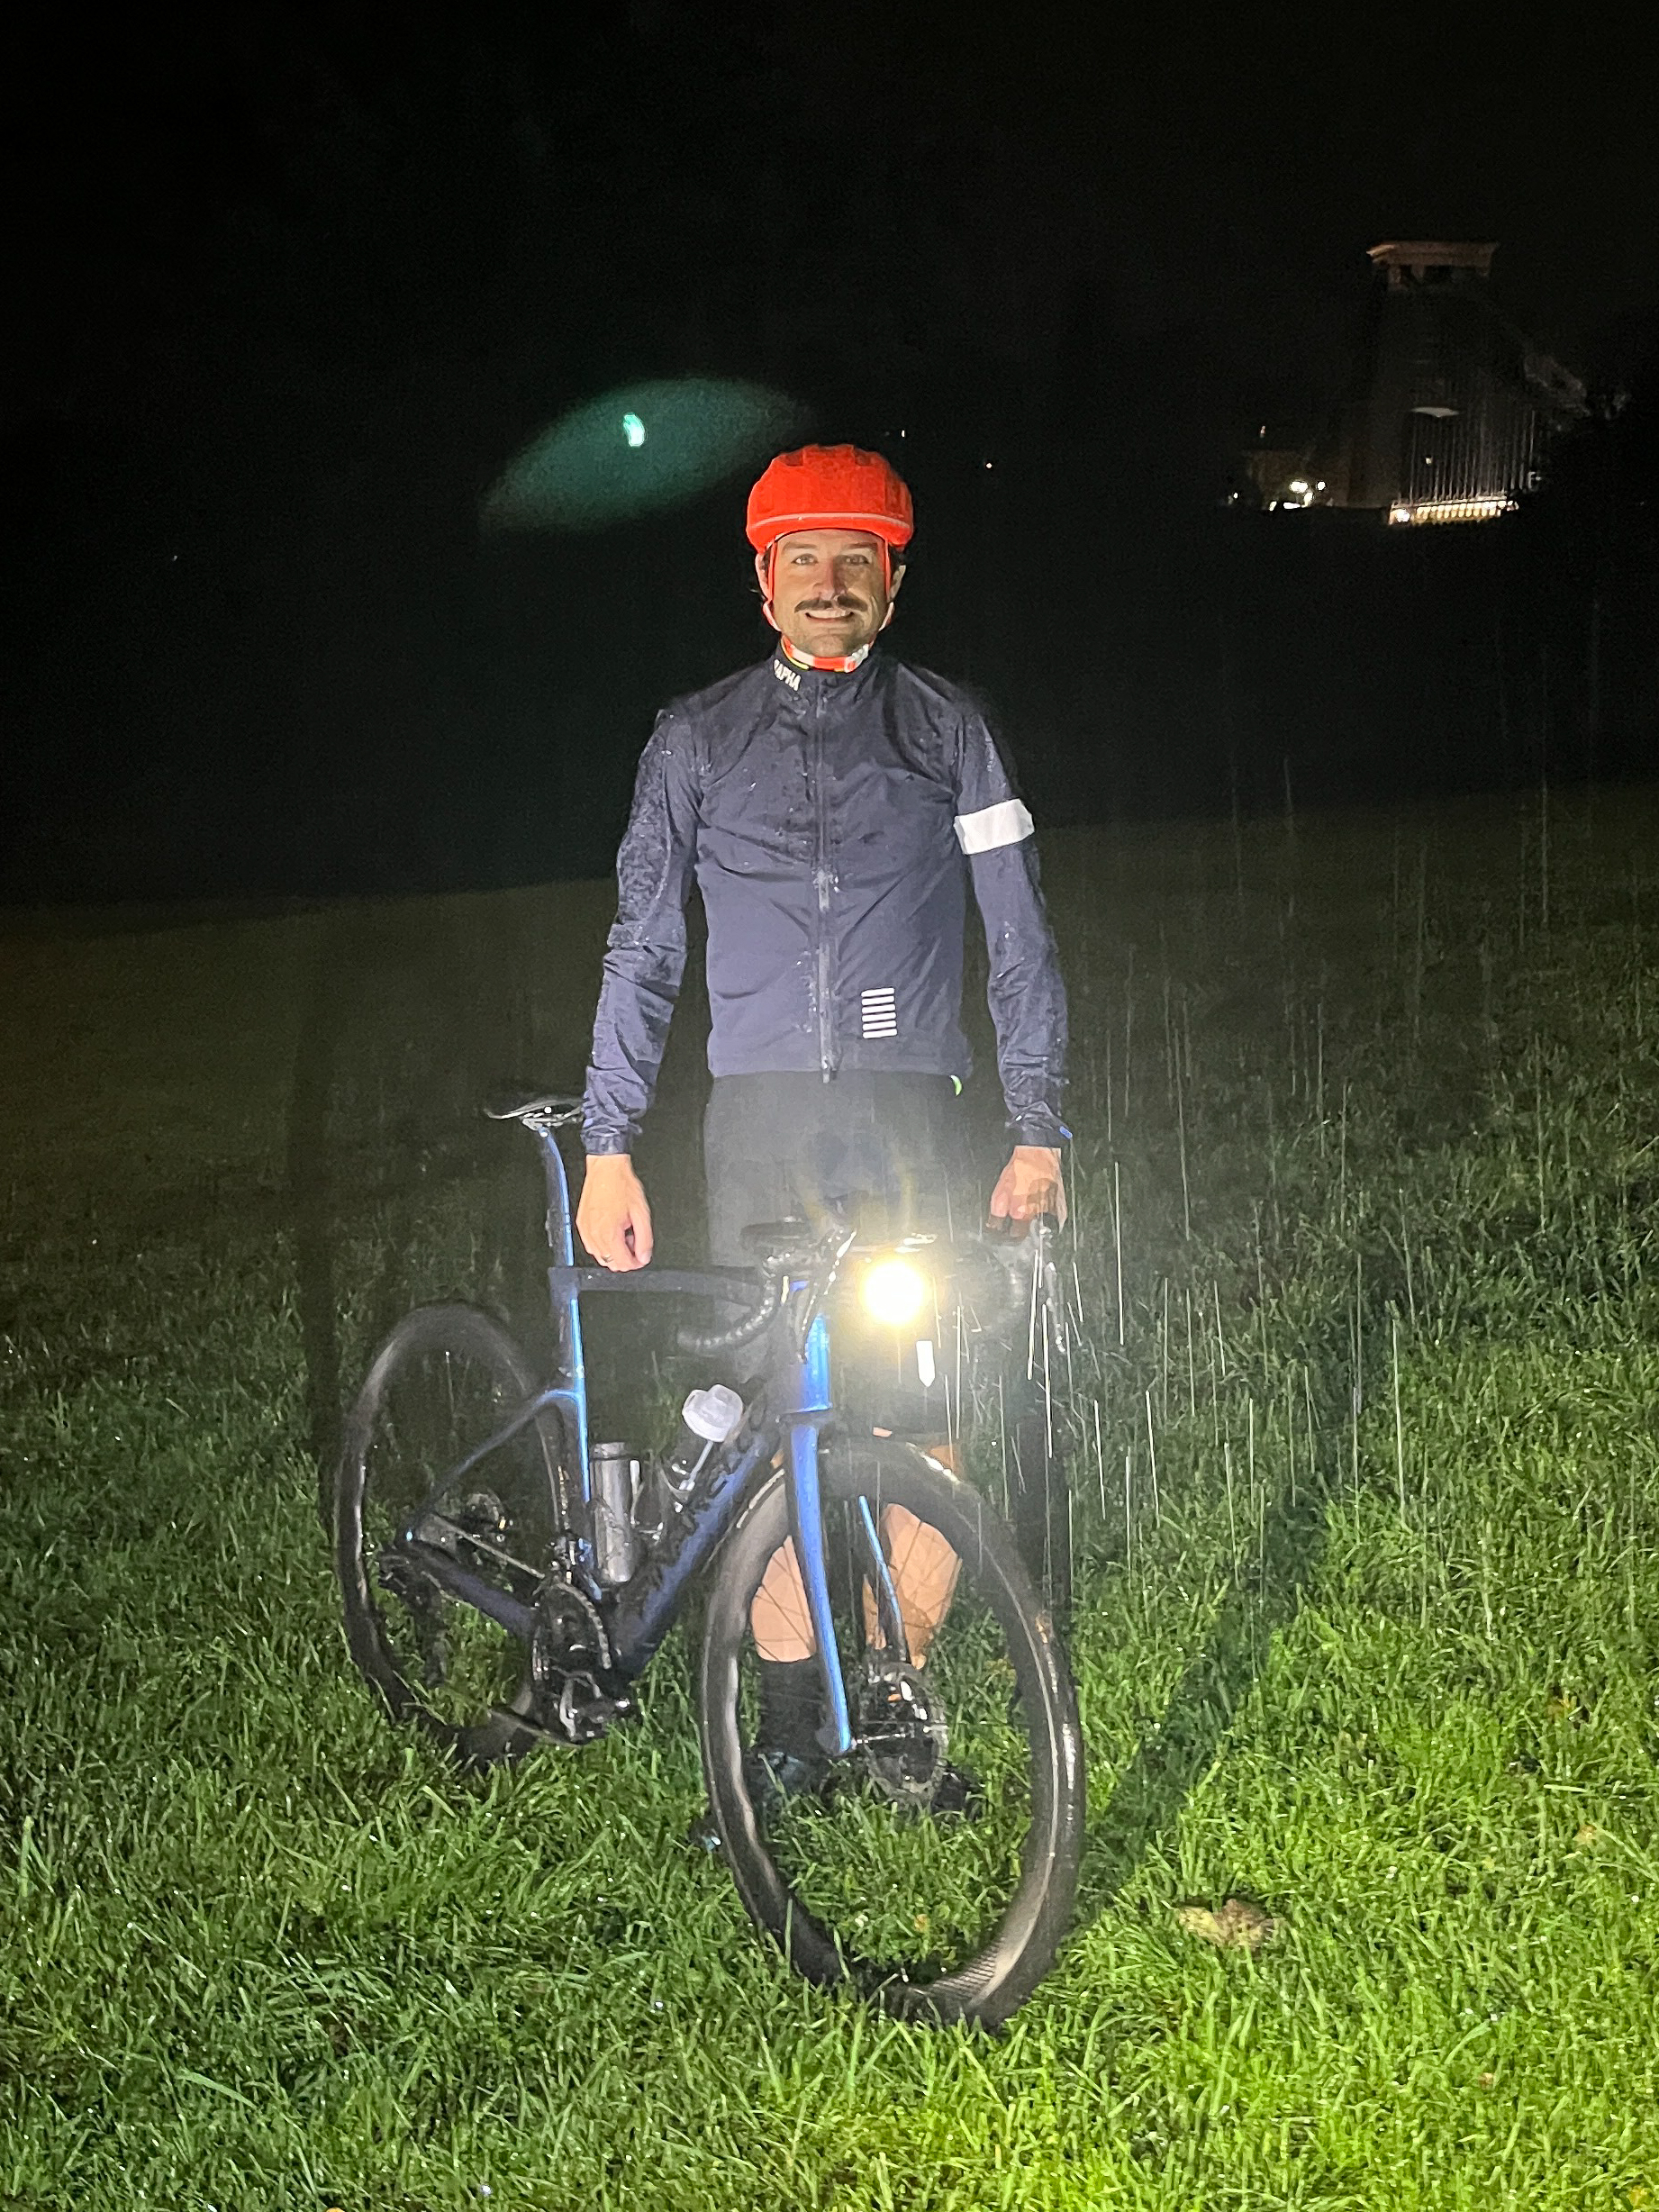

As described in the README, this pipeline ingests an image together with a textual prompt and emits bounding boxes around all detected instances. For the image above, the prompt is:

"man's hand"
[987,1145,1066,1231]
[576,1154,655,1270]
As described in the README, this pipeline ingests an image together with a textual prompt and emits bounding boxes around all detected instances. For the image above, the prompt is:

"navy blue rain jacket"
[582,648,1068,1153]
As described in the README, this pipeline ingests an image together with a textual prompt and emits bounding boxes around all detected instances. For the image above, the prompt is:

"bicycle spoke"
[337,1307,560,1761]
[704,1438,1082,2021]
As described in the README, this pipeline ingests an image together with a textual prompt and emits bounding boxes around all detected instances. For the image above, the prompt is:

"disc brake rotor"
[853,1656,950,1806]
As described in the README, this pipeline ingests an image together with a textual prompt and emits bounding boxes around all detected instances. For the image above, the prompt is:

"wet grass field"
[5,787,1659,2207]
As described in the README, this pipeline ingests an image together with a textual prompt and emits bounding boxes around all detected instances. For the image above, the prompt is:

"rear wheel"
[699,1436,1084,2026]
[334,1303,566,1765]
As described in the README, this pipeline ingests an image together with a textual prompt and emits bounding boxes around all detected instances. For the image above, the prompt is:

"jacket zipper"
[812,689,835,1080]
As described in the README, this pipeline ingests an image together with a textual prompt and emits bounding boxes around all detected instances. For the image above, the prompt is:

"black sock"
[757,1656,824,1761]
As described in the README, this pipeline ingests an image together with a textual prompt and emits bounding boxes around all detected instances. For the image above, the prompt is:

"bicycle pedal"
[926,1762,983,1822]
[485,1707,566,1750]
[566,1690,636,1743]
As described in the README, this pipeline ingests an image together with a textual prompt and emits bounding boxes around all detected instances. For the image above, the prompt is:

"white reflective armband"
[954,798,1034,855]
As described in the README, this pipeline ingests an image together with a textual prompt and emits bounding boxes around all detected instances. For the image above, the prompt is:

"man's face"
[760,529,904,659]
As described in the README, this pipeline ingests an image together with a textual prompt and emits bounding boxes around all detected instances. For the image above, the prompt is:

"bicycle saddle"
[483,1085,585,1125]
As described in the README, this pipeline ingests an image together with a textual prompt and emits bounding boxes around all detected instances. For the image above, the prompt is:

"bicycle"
[333,1089,1086,2026]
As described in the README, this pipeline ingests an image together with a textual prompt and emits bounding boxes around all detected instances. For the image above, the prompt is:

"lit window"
[1390,496,1514,526]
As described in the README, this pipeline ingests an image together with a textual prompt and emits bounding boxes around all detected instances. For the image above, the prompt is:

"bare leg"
[751,1535,817,1663]
[751,1440,963,1665]
[868,1502,961,1665]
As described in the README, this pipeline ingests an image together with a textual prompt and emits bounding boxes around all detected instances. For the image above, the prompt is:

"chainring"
[530,1581,632,1744]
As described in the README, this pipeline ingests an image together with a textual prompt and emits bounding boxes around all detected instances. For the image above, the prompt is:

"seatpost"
[525,1112,591,1491]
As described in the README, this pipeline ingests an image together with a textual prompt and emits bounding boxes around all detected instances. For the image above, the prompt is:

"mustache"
[793,595,866,613]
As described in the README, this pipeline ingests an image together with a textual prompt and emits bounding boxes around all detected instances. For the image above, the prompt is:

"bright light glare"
[622,412,646,448]
[861,1257,929,1328]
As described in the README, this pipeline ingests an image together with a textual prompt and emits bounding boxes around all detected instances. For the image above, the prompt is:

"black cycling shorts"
[703,1070,975,1267]
[702,1072,982,1432]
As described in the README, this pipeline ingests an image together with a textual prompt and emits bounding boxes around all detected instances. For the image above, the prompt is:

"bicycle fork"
[782,1309,905,1762]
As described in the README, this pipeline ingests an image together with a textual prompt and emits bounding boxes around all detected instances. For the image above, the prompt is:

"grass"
[5,786,1659,2206]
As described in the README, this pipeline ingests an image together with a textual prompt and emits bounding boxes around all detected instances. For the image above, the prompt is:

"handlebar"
[952,1213,1064,1330]
[673,1223,854,1358]
[670,1215,1065,1359]
[675,1280,785,1357]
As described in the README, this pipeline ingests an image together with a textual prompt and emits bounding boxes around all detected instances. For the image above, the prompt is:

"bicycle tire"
[699,1437,1084,2026]
[335,1302,566,1766]
[1007,1395,1073,1622]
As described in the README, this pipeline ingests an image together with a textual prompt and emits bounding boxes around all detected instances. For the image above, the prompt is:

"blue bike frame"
[400,1109,902,1759]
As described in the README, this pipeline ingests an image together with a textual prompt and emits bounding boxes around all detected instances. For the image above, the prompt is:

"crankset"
[529,1580,635,1745]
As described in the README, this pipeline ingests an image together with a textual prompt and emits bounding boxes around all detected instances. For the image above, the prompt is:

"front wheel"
[334,1302,566,1766]
[700,1437,1085,2026]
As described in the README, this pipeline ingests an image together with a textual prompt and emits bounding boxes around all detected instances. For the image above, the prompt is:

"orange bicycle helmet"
[746,445,913,555]
[747,446,913,663]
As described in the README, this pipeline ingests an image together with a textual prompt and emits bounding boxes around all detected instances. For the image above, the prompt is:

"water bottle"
[661,1384,745,1500]
[590,1440,640,1587]
[631,1384,745,1549]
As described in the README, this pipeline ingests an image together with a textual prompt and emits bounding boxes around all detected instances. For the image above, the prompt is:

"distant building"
[1251,241,1586,524]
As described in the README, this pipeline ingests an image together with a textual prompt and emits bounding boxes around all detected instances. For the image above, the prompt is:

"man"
[577,443,1067,1787]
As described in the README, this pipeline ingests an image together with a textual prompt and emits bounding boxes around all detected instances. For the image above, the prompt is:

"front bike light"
[861,1256,930,1330]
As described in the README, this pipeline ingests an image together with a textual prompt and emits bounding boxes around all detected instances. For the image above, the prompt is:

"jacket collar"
[766,644,885,705]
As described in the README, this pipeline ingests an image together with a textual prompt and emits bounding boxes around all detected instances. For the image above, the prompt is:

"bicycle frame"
[394,1106,893,1759]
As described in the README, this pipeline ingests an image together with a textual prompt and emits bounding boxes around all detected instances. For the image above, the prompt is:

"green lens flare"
[484,379,809,532]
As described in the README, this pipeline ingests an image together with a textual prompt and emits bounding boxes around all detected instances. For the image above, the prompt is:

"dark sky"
[5,3,1656,895]
[12,7,1654,438]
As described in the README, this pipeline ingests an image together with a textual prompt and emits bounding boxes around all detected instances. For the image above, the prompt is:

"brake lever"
[979,1214,1070,1368]
[983,1209,1063,1244]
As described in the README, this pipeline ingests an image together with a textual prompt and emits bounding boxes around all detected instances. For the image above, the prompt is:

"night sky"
[5,5,1656,900]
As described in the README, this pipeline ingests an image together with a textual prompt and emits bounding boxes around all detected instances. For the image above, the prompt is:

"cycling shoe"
[687,1745,830,1854]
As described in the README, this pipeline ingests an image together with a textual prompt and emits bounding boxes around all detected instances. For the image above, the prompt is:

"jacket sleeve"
[954,705,1069,1148]
[581,712,701,1154]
